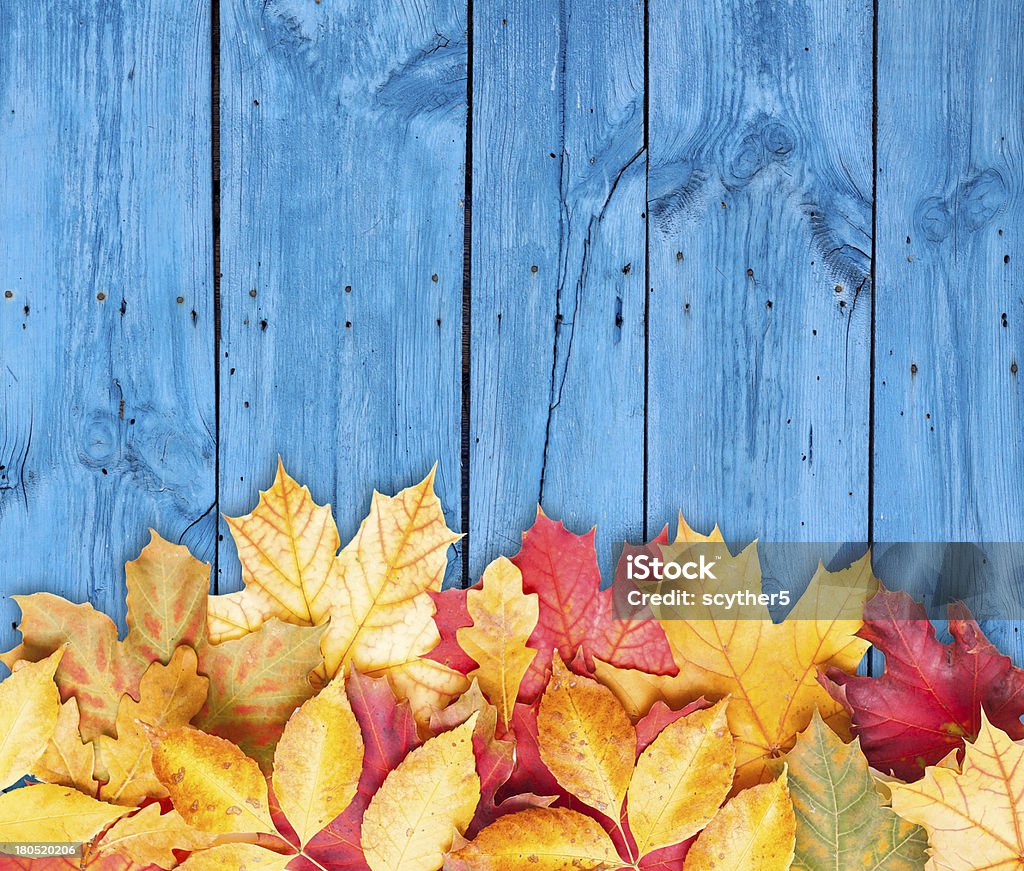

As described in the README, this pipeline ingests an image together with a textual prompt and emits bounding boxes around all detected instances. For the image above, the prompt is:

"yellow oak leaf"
[33,696,98,794]
[176,843,293,871]
[361,717,480,871]
[208,459,340,643]
[0,647,63,789]
[0,783,129,841]
[146,724,276,835]
[889,712,1024,871]
[684,772,796,870]
[96,645,209,806]
[597,520,876,788]
[96,804,218,868]
[456,556,538,730]
[444,806,622,870]
[538,656,634,820]
[272,677,363,846]
[627,698,735,858]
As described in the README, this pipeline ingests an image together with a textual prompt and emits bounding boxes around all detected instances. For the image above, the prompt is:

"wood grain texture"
[646,0,872,588]
[874,0,1024,659]
[470,0,646,582]
[217,0,466,587]
[0,1,215,649]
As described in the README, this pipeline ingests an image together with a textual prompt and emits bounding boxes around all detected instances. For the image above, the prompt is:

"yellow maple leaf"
[96,645,209,805]
[627,698,735,857]
[146,724,277,835]
[0,648,63,789]
[32,697,98,794]
[683,772,796,870]
[272,677,363,846]
[597,519,876,788]
[0,783,128,841]
[208,458,340,643]
[96,804,218,868]
[444,806,622,870]
[361,717,480,871]
[208,465,465,724]
[456,556,538,730]
[538,656,634,822]
[889,712,1024,870]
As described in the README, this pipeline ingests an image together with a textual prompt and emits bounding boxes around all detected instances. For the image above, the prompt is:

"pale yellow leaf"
[146,725,276,835]
[889,712,1024,871]
[324,468,461,680]
[362,717,480,871]
[273,677,363,846]
[176,843,293,871]
[0,783,129,841]
[538,656,634,820]
[387,657,470,726]
[97,804,218,869]
[684,772,796,871]
[456,557,538,730]
[627,698,735,857]
[208,459,340,643]
[0,648,63,789]
[97,645,209,806]
[444,807,622,870]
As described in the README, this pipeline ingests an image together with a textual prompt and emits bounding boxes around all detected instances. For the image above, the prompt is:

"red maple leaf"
[822,588,1024,780]
[512,511,677,700]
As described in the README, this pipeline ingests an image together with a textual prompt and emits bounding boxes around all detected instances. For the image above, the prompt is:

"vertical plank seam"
[537,0,570,508]
[866,0,880,673]
[642,0,651,542]
[461,0,474,588]
[211,0,222,594]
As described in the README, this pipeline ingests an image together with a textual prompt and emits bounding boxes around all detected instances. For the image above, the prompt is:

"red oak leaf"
[424,588,477,673]
[511,511,676,700]
[287,669,421,870]
[822,588,1024,780]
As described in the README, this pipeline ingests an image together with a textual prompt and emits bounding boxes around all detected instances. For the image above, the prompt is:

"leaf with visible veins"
[823,588,1024,780]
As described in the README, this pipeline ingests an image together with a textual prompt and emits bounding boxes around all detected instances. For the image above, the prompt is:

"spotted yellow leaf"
[628,698,735,858]
[684,773,796,871]
[146,724,276,835]
[272,677,363,846]
[538,656,634,820]
[362,717,480,871]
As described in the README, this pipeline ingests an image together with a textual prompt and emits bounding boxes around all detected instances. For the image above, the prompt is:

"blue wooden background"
[0,0,1021,672]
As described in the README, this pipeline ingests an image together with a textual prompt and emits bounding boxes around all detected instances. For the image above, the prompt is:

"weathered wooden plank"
[874,0,1024,661]
[218,1,466,587]
[470,0,646,582]
[0,1,216,647]
[646,1,873,588]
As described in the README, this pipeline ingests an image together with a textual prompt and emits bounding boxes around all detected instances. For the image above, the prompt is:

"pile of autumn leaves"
[3,465,1024,869]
